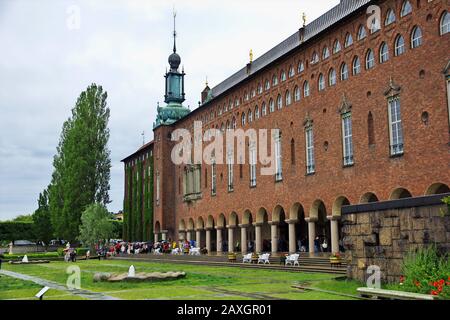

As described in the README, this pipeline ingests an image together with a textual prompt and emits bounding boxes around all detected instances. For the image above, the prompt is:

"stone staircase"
[113,252,347,275]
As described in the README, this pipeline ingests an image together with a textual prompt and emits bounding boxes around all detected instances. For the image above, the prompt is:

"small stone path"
[0,269,120,300]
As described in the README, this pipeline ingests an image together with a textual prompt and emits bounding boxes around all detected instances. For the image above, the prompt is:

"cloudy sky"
[0,0,340,221]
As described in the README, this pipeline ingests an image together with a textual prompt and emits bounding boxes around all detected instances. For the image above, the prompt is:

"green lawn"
[0,260,363,300]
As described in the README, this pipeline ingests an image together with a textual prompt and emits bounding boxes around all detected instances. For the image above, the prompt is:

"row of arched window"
[200,8,448,125]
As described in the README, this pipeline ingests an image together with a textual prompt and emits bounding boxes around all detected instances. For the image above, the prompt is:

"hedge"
[56,247,89,256]
[2,252,60,260]
[0,222,36,242]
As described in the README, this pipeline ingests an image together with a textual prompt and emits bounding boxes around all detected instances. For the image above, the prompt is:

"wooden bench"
[357,287,437,300]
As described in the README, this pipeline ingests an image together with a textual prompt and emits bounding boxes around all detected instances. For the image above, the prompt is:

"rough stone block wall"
[342,195,450,284]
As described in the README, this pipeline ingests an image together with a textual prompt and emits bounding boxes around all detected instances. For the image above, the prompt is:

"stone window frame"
[384,78,404,157]
[318,73,325,91]
[385,8,396,26]
[400,0,412,18]
[440,11,449,35]
[395,34,406,56]
[304,116,315,175]
[411,26,423,49]
[380,42,389,63]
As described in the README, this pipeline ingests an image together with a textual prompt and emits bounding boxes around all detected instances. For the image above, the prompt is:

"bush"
[0,222,36,242]
[3,252,60,260]
[57,247,89,256]
[400,245,450,299]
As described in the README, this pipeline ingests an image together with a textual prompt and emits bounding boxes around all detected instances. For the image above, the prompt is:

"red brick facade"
[125,0,450,253]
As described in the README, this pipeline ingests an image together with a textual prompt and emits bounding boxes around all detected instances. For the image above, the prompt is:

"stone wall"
[342,193,450,284]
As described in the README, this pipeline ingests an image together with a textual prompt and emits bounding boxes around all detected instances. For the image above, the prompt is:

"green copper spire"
[154,10,190,128]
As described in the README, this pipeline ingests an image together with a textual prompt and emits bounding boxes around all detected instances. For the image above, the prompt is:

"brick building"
[122,0,450,256]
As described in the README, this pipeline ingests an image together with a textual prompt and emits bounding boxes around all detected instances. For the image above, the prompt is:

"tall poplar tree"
[32,188,53,244]
[48,84,111,241]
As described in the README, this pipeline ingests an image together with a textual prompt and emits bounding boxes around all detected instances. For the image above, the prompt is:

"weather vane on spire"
[173,7,177,53]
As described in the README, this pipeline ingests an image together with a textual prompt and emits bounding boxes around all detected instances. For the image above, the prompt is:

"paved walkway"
[0,269,120,300]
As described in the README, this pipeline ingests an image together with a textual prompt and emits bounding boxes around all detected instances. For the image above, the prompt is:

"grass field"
[0,260,363,300]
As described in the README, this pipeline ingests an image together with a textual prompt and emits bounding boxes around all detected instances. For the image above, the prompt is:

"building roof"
[208,0,372,99]
[121,140,154,162]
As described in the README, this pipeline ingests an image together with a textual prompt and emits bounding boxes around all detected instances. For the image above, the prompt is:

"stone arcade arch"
[390,187,412,200]
[309,200,330,254]
[272,205,289,253]
[216,214,227,253]
[178,219,186,240]
[289,203,308,253]
[331,196,350,253]
[187,218,195,242]
[196,217,206,248]
[360,192,379,203]
[239,210,254,254]
[227,212,240,253]
[206,215,216,254]
[256,208,271,252]
[425,183,450,195]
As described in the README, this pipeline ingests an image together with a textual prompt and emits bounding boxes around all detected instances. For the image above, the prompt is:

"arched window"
[311,52,319,64]
[441,11,450,35]
[248,109,253,123]
[345,33,353,47]
[329,69,336,86]
[269,98,275,113]
[385,9,396,25]
[366,49,375,69]
[281,70,287,82]
[277,94,283,110]
[357,25,367,40]
[288,66,295,78]
[250,88,255,98]
[257,83,262,94]
[265,79,270,90]
[395,35,405,56]
[401,1,412,17]
[285,90,292,106]
[241,112,246,126]
[294,86,301,102]
[318,74,325,91]
[261,102,267,116]
[322,46,330,59]
[341,63,349,80]
[272,75,278,86]
[333,40,341,54]
[353,56,361,75]
[304,81,310,97]
[298,61,305,73]
[226,120,230,130]
[411,26,423,48]
[232,117,236,129]
[254,105,260,120]
[380,42,389,63]
[290,139,296,165]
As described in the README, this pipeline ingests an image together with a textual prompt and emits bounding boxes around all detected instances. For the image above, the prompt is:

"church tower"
[154,11,190,128]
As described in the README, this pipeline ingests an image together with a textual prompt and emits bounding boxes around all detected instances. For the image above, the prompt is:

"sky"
[0,0,340,221]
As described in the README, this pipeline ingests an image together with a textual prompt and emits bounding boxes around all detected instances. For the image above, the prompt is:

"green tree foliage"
[32,188,53,244]
[48,84,111,241]
[77,203,116,248]
[0,222,35,243]
[11,214,33,223]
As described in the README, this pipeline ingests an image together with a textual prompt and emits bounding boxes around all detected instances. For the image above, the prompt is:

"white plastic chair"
[257,253,270,264]
[285,254,300,266]
[242,253,252,263]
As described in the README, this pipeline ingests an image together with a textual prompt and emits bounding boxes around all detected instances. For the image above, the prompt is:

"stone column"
[205,228,211,253]
[286,219,298,253]
[254,222,262,253]
[178,231,186,241]
[328,215,340,254]
[269,221,278,254]
[196,229,202,248]
[154,233,159,243]
[239,224,248,254]
[161,231,168,241]
[216,227,223,253]
[305,217,317,255]
[186,230,192,242]
[227,225,235,253]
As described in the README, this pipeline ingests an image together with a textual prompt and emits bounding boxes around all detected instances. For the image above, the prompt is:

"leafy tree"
[32,188,53,244]
[12,214,33,223]
[77,203,116,248]
[48,84,111,241]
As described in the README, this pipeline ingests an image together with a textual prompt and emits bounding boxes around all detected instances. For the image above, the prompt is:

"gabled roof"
[209,0,372,99]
